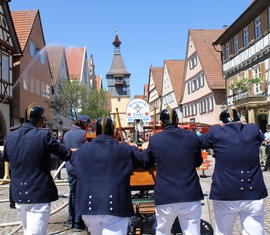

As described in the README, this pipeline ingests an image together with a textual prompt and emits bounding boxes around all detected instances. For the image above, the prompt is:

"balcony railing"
[223,32,270,73]
[231,90,267,102]
[114,79,123,86]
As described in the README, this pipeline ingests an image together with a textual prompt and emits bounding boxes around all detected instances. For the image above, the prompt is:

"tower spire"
[106,31,130,98]
[113,29,121,53]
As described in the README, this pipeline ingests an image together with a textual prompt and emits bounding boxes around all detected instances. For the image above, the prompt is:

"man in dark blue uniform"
[141,106,203,235]
[200,108,268,234]
[70,115,143,235]
[1,103,72,235]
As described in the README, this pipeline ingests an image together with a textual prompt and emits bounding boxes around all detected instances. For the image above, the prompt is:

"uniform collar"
[164,125,178,131]
[95,134,113,140]
[22,122,38,128]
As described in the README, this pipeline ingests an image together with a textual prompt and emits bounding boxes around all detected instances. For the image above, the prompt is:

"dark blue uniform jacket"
[64,125,86,175]
[2,123,72,204]
[71,134,143,217]
[199,122,268,201]
[142,125,204,205]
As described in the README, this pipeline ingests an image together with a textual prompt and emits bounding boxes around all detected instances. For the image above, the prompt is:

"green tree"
[81,89,110,120]
[46,79,109,121]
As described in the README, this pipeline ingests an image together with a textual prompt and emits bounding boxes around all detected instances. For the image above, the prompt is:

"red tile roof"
[46,46,66,86]
[134,95,144,99]
[144,84,149,98]
[189,29,225,89]
[65,47,85,80]
[165,60,185,104]
[150,67,163,96]
[11,10,39,51]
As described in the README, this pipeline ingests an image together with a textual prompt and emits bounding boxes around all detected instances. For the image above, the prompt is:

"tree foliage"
[229,77,265,92]
[46,79,110,121]
[81,89,110,120]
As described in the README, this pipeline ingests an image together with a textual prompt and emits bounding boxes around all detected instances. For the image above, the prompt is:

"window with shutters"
[225,43,230,60]
[2,53,9,82]
[234,36,239,54]
[255,16,261,39]
[23,73,29,91]
[187,82,190,94]
[30,41,35,57]
[253,66,262,94]
[243,27,249,47]
[30,75,35,93]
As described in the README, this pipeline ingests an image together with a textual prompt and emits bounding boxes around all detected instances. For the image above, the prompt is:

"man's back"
[64,126,85,148]
[200,122,267,201]
[143,125,203,205]
[4,123,70,203]
[71,134,142,217]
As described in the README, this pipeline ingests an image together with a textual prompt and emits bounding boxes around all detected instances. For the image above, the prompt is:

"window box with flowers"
[229,77,265,93]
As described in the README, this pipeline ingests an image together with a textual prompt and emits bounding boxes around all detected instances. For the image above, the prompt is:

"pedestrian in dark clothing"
[199,108,268,235]
[1,103,72,235]
[50,131,62,179]
[63,114,90,232]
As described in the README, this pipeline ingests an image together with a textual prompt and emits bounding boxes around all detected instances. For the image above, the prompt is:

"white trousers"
[155,201,201,235]
[213,199,264,235]
[16,203,51,235]
[82,215,129,235]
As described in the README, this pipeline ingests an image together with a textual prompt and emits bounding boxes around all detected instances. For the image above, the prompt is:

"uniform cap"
[219,108,240,123]
[96,115,114,136]
[25,103,45,125]
[160,106,178,126]
[79,115,91,124]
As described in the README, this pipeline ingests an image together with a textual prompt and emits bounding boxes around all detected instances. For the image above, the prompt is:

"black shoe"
[10,202,16,209]
[74,227,85,232]
[63,221,73,228]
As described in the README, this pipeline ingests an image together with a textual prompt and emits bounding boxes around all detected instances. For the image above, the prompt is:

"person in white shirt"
[263,125,270,171]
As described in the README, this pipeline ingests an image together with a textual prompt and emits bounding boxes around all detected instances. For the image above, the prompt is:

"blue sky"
[9,0,251,98]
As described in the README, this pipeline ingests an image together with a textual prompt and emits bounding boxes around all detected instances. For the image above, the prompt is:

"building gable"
[11,9,53,122]
[46,46,68,87]
[11,10,45,52]
[181,29,226,124]
[162,60,185,110]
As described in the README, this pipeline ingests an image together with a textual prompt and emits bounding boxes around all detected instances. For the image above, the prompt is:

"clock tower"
[106,31,131,127]
[106,31,130,97]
